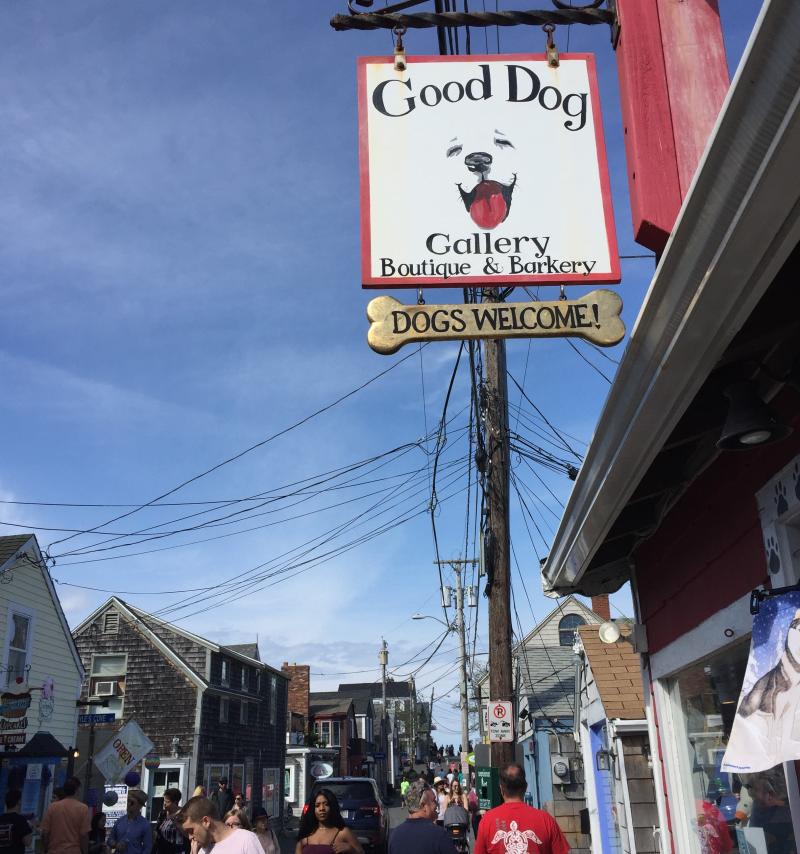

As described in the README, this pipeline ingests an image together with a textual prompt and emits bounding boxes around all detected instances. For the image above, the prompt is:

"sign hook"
[543,23,559,68]
[393,25,407,71]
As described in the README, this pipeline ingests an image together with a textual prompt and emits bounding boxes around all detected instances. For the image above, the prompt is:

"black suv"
[307,777,389,853]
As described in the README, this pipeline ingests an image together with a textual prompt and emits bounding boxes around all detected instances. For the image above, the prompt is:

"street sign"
[367,291,624,355]
[488,700,514,743]
[358,54,619,288]
[373,751,386,759]
[78,713,116,725]
[467,753,475,766]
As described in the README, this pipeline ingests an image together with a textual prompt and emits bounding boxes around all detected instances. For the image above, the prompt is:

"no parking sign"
[488,700,514,743]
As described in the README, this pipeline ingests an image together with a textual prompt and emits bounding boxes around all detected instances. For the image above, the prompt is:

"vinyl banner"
[357,54,619,289]
[722,593,800,773]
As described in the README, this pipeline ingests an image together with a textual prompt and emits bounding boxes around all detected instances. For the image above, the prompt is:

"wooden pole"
[484,332,514,768]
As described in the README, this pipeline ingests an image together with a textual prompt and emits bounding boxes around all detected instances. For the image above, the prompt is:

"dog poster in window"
[357,54,619,289]
[722,593,800,772]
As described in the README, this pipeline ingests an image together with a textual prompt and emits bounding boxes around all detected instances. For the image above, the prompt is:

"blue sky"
[0,1,763,744]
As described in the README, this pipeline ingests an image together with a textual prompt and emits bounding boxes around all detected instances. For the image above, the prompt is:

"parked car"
[306,777,389,853]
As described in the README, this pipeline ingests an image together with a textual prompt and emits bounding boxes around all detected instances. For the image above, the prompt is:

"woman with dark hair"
[155,789,190,854]
[295,789,363,854]
[89,812,109,854]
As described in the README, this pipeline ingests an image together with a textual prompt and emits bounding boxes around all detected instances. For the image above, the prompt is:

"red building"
[541,5,800,852]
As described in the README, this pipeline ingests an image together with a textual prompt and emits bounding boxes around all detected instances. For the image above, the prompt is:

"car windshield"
[317,783,376,803]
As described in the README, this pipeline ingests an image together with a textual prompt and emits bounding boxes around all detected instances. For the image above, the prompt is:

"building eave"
[542,1,800,595]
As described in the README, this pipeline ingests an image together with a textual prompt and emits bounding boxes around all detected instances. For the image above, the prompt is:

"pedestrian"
[250,808,279,854]
[88,813,109,854]
[474,764,569,854]
[432,779,447,827]
[211,780,234,819]
[155,789,189,854]
[223,812,251,831]
[0,790,33,854]
[448,780,468,811]
[41,777,90,854]
[389,781,451,854]
[467,783,480,839]
[399,778,410,807]
[192,788,206,799]
[295,788,363,853]
[231,795,246,816]
[176,797,264,854]
[108,790,151,854]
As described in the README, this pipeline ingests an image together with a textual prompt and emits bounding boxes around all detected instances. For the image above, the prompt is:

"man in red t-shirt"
[475,763,570,854]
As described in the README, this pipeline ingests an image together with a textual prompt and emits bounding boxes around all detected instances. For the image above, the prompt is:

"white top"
[201,829,265,854]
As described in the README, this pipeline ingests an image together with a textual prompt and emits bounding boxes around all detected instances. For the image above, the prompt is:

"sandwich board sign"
[358,54,619,289]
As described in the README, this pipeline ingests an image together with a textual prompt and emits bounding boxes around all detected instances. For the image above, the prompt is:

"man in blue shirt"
[109,791,151,854]
[389,780,452,854]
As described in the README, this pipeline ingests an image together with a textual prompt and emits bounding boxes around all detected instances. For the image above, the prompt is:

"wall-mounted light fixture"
[596,749,613,772]
[717,381,792,450]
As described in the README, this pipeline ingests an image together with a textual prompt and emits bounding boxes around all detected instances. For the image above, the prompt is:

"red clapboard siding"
[614,0,729,253]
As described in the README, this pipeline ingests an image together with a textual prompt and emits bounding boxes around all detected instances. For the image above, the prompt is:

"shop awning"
[541,2,800,597]
[14,731,69,758]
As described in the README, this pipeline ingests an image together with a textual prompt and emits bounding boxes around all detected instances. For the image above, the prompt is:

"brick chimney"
[281,662,310,720]
[591,595,611,621]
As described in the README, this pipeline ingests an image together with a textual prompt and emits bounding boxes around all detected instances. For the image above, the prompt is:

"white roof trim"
[74,597,207,690]
[6,536,86,679]
[542,2,800,594]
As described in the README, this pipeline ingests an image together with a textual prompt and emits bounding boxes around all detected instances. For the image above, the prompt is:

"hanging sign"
[358,54,619,289]
[94,719,154,783]
[722,594,800,773]
[367,290,623,354]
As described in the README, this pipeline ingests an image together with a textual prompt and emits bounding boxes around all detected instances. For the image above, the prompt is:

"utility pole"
[379,638,393,786]
[484,332,514,768]
[434,558,477,774]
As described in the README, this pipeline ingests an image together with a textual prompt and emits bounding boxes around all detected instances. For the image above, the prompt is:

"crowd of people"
[0,762,573,854]
[390,763,569,854]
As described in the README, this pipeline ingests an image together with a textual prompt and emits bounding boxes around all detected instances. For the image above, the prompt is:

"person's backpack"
[467,789,478,812]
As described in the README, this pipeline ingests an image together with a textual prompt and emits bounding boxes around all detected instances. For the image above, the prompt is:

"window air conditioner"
[95,681,116,697]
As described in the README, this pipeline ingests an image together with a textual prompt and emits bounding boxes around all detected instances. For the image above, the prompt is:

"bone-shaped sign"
[367,290,624,355]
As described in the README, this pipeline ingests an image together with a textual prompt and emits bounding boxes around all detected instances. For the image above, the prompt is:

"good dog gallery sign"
[358,54,619,289]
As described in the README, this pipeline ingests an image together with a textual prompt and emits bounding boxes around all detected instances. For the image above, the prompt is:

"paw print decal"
[775,481,789,516]
[765,535,781,575]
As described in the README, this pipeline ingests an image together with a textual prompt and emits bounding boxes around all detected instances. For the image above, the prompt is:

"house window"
[204,764,229,792]
[315,720,341,747]
[220,697,229,723]
[103,611,120,634]
[257,671,262,694]
[89,654,126,718]
[4,609,33,687]
[241,667,248,692]
[221,660,230,686]
[269,674,277,725]
[667,640,800,853]
[240,701,250,725]
[558,614,586,646]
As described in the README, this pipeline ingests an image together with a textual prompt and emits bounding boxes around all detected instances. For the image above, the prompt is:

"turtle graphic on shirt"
[489,820,543,853]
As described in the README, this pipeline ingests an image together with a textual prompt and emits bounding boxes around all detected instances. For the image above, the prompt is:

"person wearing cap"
[211,780,234,819]
[389,781,452,854]
[109,791,152,854]
[250,808,279,854]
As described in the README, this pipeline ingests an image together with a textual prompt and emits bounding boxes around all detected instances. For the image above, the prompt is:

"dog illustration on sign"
[723,604,800,772]
[446,129,517,230]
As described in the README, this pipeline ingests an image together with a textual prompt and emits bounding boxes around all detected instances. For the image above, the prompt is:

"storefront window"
[672,640,799,853]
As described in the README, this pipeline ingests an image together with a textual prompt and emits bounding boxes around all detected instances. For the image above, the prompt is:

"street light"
[412,613,455,631]
[412,600,470,764]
